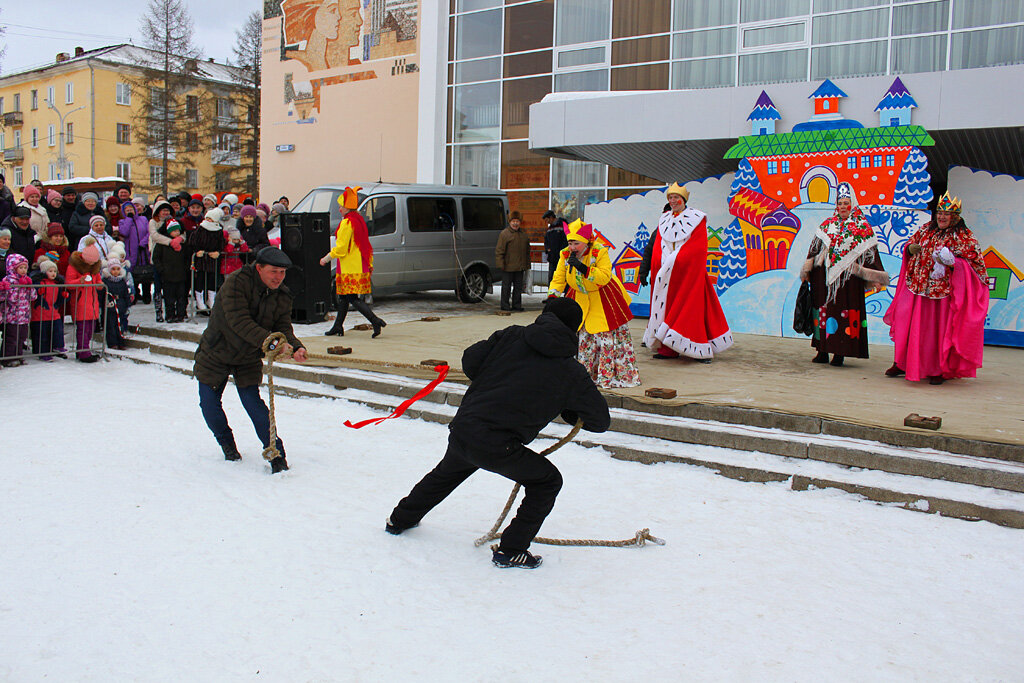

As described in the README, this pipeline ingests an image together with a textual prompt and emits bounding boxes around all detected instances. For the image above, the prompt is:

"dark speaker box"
[280,211,332,324]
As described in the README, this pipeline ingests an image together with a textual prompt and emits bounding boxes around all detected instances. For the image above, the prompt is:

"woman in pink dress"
[882,192,988,385]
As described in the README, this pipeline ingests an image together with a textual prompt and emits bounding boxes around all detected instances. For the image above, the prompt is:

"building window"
[847,156,857,168]
[116,123,131,145]
[31,90,38,110]
[31,163,39,180]
[555,0,611,46]
[886,154,895,166]
[215,171,230,192]
[216,98,233,122]
[31,128,38,148]
[66,161,74,178]
[185,131,198,152]
[48,125,56,146]
[65,82,74,104]
[860,155,870,167]
[66,122,74,144]
[47,86,55,104]
[116,82,131,105]
[0,131,4,149]
[150,165,164,187]
[781,160,790,173]
[49,163,57,180]
[186,95,199,120]
[767,160,778,174]
[822,99,829,110]
[116,162,131,180]
[14,131,21,148]
[0,96,4,115]
[13,93,21,111]
[14,167,23,185]
[186,168,199,188]
[873,154,883,167]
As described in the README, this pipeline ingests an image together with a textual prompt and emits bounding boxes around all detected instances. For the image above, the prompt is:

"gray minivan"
[290,183,508,302]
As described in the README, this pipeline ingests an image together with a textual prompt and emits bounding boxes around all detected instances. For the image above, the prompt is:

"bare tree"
[131,0,205,196]
[229,11,262,196]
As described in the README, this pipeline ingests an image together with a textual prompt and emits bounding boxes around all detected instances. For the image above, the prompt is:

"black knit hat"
[542,297,583,332]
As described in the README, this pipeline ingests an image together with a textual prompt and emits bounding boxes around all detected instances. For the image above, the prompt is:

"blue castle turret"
[875,77,918,127]
[793,79,864,131]
[747,90,781,136]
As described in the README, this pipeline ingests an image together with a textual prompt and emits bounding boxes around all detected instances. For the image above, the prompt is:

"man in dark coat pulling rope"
[193,247,307,474]
[386,298,610,568]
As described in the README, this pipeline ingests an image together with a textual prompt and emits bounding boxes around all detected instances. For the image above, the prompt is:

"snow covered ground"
[2,360,1023,681]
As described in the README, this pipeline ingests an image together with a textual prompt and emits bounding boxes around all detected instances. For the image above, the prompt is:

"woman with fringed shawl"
[800,182,889,366]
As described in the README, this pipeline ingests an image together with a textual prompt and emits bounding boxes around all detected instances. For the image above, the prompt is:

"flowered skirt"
[578,323,641,388]
[336,272,371,296]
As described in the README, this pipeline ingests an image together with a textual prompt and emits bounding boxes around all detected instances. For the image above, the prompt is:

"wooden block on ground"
[420,316,441,322]
[645,387,677,399]
[496,310,512,316]
[904,413,941,430]
[327,346,353,355]
[352,323,372,331]
[420,358,448,367]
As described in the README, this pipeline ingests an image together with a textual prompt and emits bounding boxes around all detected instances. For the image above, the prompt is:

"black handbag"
[132,263,155,283]
[793,281,815,336]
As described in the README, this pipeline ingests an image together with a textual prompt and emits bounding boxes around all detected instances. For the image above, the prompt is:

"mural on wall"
[265,0,418,124]
[585,78,1024,347]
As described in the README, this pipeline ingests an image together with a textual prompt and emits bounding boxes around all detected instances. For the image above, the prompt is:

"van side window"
[461,197,505,231]
[407,197,457,232]
[361,196,396,236]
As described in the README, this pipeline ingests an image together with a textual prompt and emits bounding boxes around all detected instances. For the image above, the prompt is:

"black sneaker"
[385,515,417,535]
[492,548,543,569]
[270,455,289,473]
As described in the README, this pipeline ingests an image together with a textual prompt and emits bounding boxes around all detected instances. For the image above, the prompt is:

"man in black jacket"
[386,298,610,569]
[542,210,569,285]
[193,247,307,473]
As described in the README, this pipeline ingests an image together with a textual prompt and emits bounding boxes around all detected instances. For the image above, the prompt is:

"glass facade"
[447,0,1024,232]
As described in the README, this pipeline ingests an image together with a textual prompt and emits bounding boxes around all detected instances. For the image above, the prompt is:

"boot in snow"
[154,290,164,323]
[219,436,241,461]
[194,291,208,315]
[270,455,289,473]
[325,299,348,336]
[206,290,216,311]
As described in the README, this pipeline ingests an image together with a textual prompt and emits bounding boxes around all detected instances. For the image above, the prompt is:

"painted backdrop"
[585,78,1024,348]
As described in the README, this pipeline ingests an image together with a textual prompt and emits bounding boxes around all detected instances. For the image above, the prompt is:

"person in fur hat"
[30,258,67,360]
[221,226,249,277]
[35,223,71,277]
[0,253,38,366]
[202,194,218,211]
[102,258,133,349]
[188,208,226,314]
[65,237,104,362]
[148,200,181,322]
[152,220,189,322]
[19,183,50,241]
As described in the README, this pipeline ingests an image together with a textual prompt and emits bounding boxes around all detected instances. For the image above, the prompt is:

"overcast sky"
[0,1,259,75]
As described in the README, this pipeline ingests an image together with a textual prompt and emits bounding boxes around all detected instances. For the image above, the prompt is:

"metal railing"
[0,280,115,365]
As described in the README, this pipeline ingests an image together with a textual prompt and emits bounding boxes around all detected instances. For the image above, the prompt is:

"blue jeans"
[197,380,284,455]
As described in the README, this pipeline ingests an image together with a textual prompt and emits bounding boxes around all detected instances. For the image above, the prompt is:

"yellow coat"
[330,213,374,295]
[548,244,632,334]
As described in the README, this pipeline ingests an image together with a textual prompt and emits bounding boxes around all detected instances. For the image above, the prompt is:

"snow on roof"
[2,44,246,85]
[875,77,919,111]
[808,79,848,99]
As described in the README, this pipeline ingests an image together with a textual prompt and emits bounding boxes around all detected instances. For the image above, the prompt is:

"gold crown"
[936,191,962,214]
[666,183,690,202]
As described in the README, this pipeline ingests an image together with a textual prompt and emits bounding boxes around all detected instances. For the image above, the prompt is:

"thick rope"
[474,420,665,549]
[261,332,288,462]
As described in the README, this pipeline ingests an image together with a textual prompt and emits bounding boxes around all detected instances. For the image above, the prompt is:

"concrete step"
[109,333,1024,529]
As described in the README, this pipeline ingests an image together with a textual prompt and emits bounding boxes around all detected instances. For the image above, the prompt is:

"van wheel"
[457,267,490,303]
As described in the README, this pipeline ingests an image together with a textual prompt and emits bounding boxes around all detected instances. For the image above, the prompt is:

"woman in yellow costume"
[548,219,640,388]
[320,186,387,337]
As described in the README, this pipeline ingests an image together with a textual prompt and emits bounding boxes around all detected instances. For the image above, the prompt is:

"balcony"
[2,111,24,127]
[3,147,24,163]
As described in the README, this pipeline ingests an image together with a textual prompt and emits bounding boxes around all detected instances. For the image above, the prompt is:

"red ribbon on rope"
[343,364,450,429]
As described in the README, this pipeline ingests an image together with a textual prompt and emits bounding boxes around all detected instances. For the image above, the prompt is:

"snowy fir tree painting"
[893,148,934,209]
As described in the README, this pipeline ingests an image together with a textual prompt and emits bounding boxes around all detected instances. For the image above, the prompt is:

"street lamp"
[46,99,85,180]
